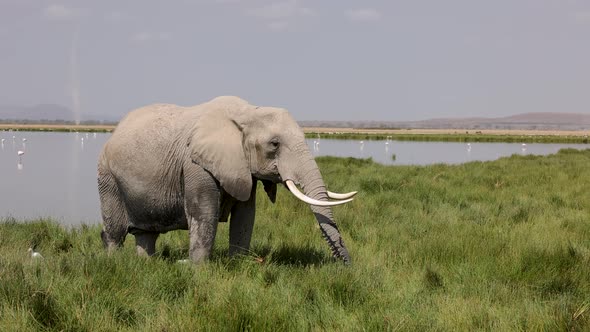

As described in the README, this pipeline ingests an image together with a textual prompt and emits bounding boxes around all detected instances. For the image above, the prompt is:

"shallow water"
[0,132,108,224]
[0,131,587,224]
[308,139,589,165]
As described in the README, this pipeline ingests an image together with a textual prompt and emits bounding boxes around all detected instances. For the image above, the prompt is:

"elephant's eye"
[269,138,280,150]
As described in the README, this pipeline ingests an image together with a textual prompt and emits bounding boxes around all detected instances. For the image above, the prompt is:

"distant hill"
[0,104,75,122]
[300,112,590,131]
[2,105,589,130]
[0,104,117,124]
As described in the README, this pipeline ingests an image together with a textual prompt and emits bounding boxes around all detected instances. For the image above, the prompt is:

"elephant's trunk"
[283,143,351,264]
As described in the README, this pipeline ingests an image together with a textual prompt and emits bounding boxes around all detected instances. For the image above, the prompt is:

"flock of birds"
[1,131,99,171]
[312,135,397,153]
[310,134,531,160]
[1,135,30,169]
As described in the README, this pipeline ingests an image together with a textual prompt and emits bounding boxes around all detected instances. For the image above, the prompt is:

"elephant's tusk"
[285,180,353,207]
[327,191,358,200]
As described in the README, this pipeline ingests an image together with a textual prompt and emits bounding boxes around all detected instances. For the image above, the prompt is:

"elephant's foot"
[101,230,122,254]
[135,232,159,256]
[189,248,212,264]
[186,216,219,263]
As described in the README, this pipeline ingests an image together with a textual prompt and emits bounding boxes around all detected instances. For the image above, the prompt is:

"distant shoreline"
[1,124,590,143]
[302,127,590,137]
[0,123,115,132]
[302,127,590,143]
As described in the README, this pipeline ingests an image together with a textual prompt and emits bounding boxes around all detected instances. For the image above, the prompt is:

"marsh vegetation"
[1,150,590,330]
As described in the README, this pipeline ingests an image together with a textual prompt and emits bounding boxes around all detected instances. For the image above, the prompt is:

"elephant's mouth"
[254,173,282,183]
[283,180,356,207]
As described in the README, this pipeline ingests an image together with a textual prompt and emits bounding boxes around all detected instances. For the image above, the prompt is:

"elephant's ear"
[189,111,252,201]
[261,180,277,203]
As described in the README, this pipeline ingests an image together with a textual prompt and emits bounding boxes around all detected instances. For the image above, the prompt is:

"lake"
[309,139,590,165]
[1,131,587,224]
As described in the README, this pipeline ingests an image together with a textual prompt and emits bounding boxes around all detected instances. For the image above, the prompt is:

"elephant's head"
[188,96,355,263]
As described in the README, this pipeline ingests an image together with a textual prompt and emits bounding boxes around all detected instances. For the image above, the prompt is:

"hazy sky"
[1,0,589,121]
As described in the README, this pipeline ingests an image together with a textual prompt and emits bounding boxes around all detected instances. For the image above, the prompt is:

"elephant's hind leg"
[98,168,129,251]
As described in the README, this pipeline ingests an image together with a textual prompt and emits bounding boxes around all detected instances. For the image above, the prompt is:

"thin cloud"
[245,0,316,31]
[44,4,84,20]
[345,8,382,22]
[246,1,315,20]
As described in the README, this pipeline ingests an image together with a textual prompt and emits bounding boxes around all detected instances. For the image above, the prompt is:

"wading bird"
[28,248,43,259]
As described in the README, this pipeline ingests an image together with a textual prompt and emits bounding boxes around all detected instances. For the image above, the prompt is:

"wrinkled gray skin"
[98,96,350,264]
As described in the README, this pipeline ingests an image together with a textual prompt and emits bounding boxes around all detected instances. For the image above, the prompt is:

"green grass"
[305,132,590,143]
[2,150,590,330]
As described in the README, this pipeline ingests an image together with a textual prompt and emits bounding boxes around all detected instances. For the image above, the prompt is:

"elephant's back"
[115,103,186,134]
[104,104,187,152]
[99,103,191,187]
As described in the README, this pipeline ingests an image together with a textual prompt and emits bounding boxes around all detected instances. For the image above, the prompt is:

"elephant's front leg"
[229,182,257,256]
[184,167,222,263]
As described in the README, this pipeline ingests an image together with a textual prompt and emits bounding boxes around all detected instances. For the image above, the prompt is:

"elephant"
[97,96,356,264]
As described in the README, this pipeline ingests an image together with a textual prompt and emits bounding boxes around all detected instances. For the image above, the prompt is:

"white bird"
[312,140,319,151]
[17,150,24,166]
[22,138,27,142]
[522,143,527,147]
[385,141,389,145]
[28,248,43,259]
[1,138,5,143]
